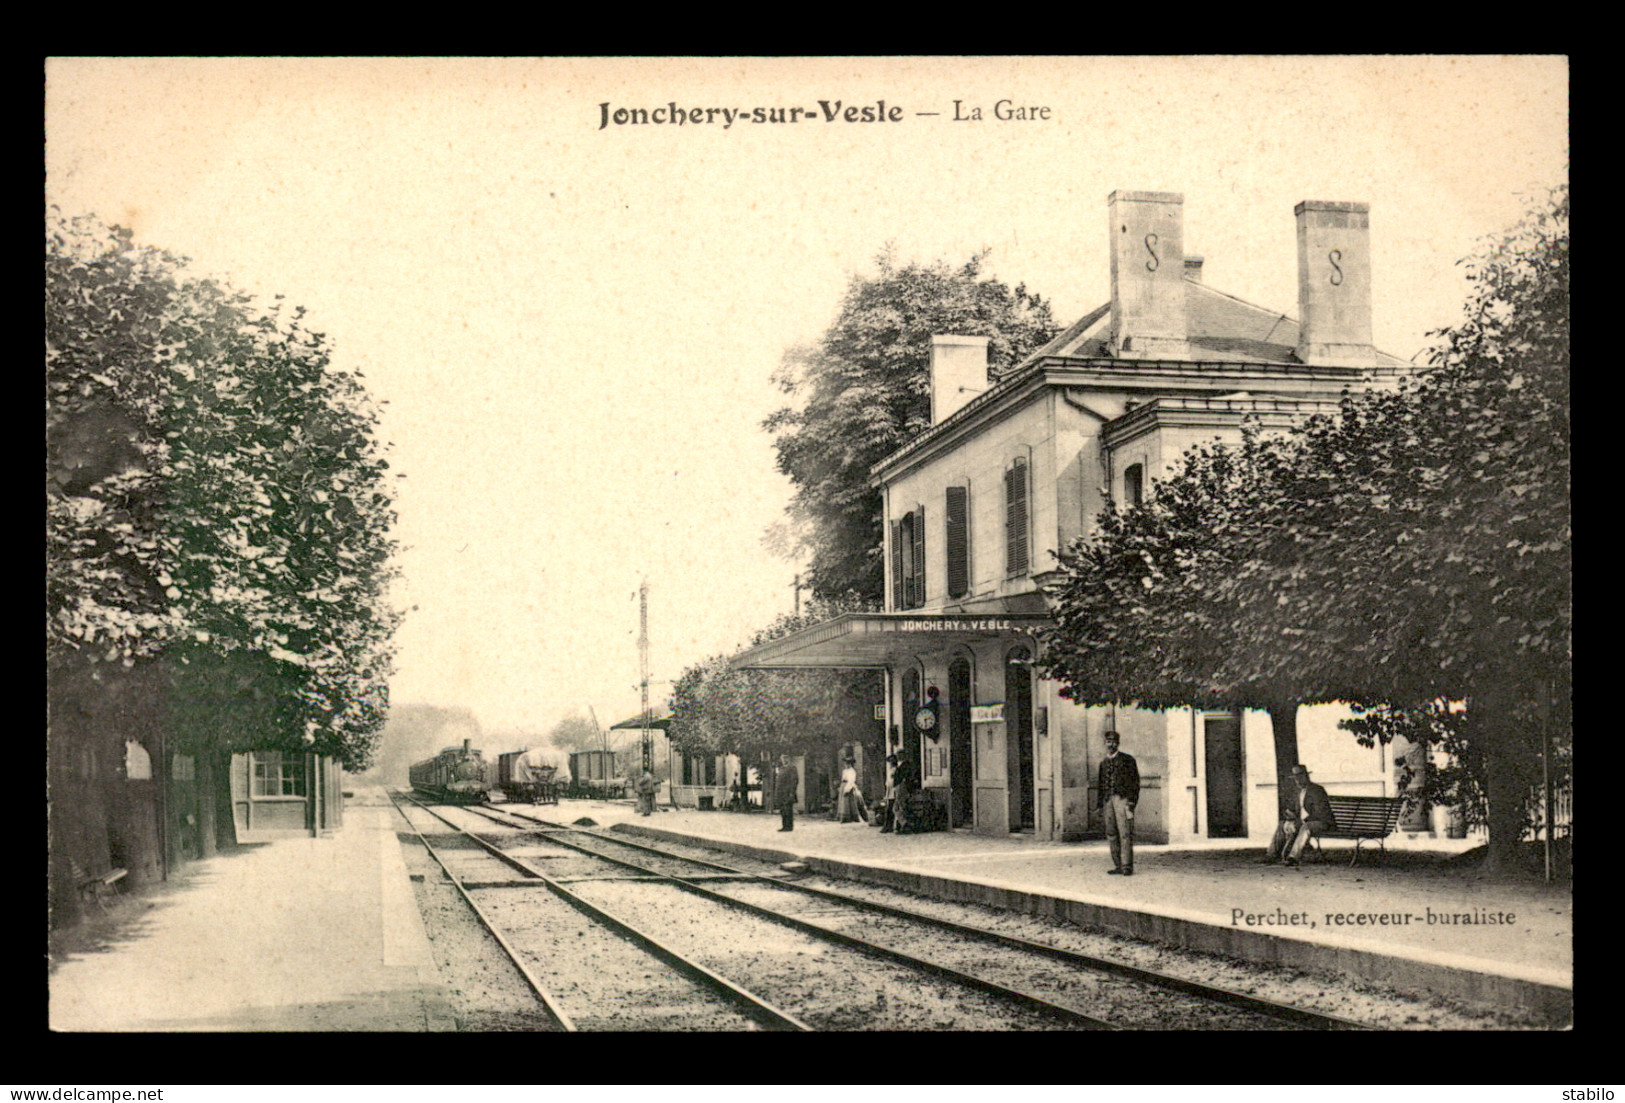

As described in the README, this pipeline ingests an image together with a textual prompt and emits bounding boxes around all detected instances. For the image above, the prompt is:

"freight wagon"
[566,749,625,799]
[495,747,566,804]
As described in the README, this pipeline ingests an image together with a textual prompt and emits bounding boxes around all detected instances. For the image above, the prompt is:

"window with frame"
[252,752,307,797]
[1005,457,1029,576]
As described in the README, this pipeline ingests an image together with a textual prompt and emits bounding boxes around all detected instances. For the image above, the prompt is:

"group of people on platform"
[772,752,920,834]
[767,734,1332,871]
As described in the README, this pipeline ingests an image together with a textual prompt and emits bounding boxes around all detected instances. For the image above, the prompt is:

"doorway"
[948,658,973,827]
[1004,648,1034,831]
[1203,714,1245,837]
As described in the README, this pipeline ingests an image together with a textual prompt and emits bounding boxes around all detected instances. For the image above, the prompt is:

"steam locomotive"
[409,740,488,803]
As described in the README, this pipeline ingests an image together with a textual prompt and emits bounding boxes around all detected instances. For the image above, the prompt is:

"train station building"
[732,191,1420,844]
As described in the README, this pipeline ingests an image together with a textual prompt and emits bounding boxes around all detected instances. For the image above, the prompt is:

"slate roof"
[872,276,1413,481]
[1015,279,1411,369]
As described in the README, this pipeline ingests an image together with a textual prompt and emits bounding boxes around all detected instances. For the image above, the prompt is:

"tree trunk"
[1265,699,1302,816]
[1476,689,1535,877]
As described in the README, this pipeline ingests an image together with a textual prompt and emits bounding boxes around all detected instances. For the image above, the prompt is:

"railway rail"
[389,791,810,1031]
[426,797,1368,1031]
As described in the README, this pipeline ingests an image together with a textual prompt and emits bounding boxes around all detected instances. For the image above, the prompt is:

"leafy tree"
[671,594,883,764]
[1338,701,1492,832]
[548,712,606,754]
[1038,425,1317,800]
[1223,184,1570,871]
[765,250,1058,603]
[46,212,400,770]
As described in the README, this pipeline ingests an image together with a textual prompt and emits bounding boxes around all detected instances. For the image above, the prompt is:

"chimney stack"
[1295,201,1376,366]
[1108,190,1189,359]
[930,335,991,424]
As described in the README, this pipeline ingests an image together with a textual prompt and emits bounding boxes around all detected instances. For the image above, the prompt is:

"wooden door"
[948,660,973,827]
[1203,714,1245,837]
[1005,649,1034,831]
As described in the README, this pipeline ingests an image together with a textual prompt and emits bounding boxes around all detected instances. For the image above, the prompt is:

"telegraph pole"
[793,573,804,617]
[638,578,652,775]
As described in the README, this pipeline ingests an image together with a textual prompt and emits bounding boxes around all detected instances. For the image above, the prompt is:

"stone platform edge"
[612,823,1573,1026]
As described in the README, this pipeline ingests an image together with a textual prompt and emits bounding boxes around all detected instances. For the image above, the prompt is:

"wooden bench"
[71,859,128,912]
[1310,796,1406,866]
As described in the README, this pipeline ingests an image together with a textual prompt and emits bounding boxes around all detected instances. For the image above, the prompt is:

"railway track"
[389,791,809,1031]
[428,797,1368,1031]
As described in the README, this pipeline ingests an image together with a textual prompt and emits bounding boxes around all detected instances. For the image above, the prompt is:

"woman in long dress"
[838,757,869,824]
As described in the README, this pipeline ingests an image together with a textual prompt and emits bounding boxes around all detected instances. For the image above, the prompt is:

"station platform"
[48,787,455,1032]
[47,789,1573,1030]
[583,798,1573,1024]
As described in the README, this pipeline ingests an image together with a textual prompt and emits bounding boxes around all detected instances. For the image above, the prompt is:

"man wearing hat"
[1096,731,1140,875]
[774,754,800,832]
[1266,764,1334,867]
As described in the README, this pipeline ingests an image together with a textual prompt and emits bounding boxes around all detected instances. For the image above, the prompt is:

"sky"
[45,56,1568,737]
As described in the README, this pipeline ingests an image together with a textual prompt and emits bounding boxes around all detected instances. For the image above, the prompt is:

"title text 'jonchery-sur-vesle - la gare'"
[598,99,1053,130]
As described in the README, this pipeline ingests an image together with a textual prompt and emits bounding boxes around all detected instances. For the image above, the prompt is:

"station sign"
[970,704,1004,724]
[891,618,1025,633]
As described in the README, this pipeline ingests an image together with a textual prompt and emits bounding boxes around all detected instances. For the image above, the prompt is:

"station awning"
[609,709,672,731]
[728,612,1052,670]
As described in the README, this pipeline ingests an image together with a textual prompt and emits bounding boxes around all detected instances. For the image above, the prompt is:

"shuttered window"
[890,519,904,611]
[911,502,926,607]
[1005,458,1029,576]
[946,485,969,598]
[892,508,928,609]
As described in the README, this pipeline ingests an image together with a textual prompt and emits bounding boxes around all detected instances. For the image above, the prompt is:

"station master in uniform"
[1096,731,1140,876]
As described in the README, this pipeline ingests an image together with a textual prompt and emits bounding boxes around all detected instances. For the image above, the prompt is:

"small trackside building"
[732,191,1416,843]
[227,750,345,841]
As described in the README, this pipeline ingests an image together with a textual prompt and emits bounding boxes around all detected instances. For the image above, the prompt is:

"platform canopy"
[609,708,672,731]
[728,612,1052,670]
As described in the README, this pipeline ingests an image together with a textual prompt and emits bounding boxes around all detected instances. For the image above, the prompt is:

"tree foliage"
[547,712,606,753]
[1038,185,1568,868]
[765,250,1058,603]
[670,594,882,761]
[46,212,401,769]
[1036,425,1316,794]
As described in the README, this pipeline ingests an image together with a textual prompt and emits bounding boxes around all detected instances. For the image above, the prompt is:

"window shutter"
[912,503,926,608]
[890,519,904,611]
[1006,459,1029,575]
[946,485,969,598]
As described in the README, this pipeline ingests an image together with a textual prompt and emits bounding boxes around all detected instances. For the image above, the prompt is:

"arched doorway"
[1004,647,1034,832]
[948,657,973,827]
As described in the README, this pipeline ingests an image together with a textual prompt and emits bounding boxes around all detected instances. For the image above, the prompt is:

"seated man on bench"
[1263,764,1333,867]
